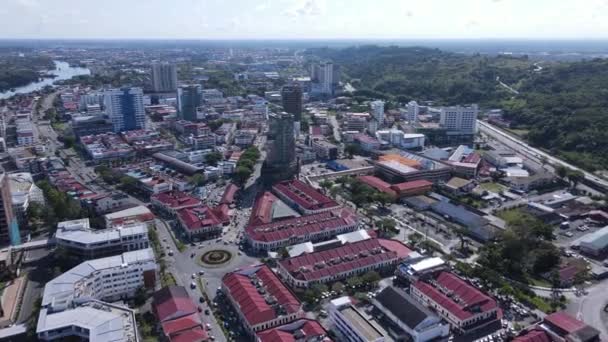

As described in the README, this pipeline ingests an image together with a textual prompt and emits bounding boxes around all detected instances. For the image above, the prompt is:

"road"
[478,120,608,191]
[566,281,608,339]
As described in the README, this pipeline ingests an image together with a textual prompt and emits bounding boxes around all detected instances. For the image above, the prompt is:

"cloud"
[255,0,270,11]
[285,0,326,18]
[15,0,40,10]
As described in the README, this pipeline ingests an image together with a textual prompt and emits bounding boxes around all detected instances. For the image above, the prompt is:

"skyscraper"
[0,173,19,246]
[281,84,303,122]
[151,62,178,93]
[370,100,385,126]
[177,84,202,122]
[104,87,146,133]
[263,112,297,182]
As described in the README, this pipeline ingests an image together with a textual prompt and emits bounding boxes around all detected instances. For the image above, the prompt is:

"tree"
[376,218,397,237]
[344,144,361,158]
[373,191,394,208]
[347,276,362,289]
[556,166,568,179]
[319,180,333,193]
[205,151,223,166]
[234,166,253,184]
[189,174,205,187]
[566,170,584,189]
[332,282,345,294]
[361,271,381,285]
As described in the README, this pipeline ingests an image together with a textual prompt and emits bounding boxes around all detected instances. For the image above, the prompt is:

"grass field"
[479,182,506,193]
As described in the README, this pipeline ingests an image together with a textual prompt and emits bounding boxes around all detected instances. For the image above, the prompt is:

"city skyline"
[3,0,608,40]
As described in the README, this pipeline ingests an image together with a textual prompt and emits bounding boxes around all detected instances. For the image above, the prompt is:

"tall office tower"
[104,87,146,133]
[281,84,303,122]
[407,101,419,123]
[439,104,479,133]
[281,84,303,137]
[370,100,385,126]
[177,84,202,122]
[0,173,19,246]
[263,112,297,182]
[151,62,178,93]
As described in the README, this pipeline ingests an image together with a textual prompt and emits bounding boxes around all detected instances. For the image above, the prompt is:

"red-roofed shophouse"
[222,265,303,335]
[151,191,202,217]
[153,286,208,342]
[272,179,340,215]
[255,318,331,342]
[390,179,433,198]
[278,238,412,288]
[245,208,358,251]
[176,205,223,240]
[410,271,501,334]
[541,311,600,342]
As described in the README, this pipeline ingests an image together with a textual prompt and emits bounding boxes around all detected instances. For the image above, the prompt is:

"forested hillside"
[309,45,608,171]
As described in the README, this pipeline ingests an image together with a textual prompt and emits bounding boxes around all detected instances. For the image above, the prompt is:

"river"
[0,60,90,100]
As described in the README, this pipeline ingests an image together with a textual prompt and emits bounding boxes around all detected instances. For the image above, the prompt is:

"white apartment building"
[55,218,149,259]
[439,105,478,133]
[329,296,385,342]
[406,101,419,122]
[370,100,385,126]
[16,120,35,146]
[37,249,155,341]
[40,248,156,312]
[37,300,139,341]
[103,88,146,133]
[9,172,44,224]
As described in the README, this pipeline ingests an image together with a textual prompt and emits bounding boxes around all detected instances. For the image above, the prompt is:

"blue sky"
[2,0,608,39]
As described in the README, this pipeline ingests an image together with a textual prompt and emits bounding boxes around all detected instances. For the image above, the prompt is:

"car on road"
[190,282,197,289]
[205,323,211,330]
[199,270,205,275]
[199,296,205,303]
[168,250,174,256]
[192,273,197,279]
[204,309,210,315]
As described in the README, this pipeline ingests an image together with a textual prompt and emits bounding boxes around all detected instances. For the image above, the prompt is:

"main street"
[154,217,260,342]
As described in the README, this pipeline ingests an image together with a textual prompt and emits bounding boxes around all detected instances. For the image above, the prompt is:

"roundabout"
[199,249,233,267]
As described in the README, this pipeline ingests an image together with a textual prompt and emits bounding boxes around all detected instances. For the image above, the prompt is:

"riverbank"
[0,61,90,100]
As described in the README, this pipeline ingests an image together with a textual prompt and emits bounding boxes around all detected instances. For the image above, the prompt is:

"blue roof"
[430,201,487,228]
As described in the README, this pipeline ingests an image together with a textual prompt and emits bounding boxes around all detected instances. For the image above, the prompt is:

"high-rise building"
[439,104,478,133]
[0,173,19,246]
[311,62,340,97]
[104,87,146,133]
[406,100,419,122]
[177,84,202,122]
[370,100,385,126]
[263,112,297,182]
[281,84,303,122]
[151,62,178,93]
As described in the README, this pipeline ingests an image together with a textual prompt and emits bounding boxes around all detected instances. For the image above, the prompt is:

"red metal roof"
[169,326,208,342]
[391,179,433,192]
[279,238,411,282]
[250,192,280,225]
[153,286,197,322]
[246,208,357,243]
[220,183,239,204]
[222,265,301,327]
[152,191,202,209]
[177,205,222,231]
[357,176,397,197]
[413,272,498,321]
[513,329,552,342]
[256,319,330,342]
[544,311,587,334]
[161,313,201,335]
[272,179,339,212]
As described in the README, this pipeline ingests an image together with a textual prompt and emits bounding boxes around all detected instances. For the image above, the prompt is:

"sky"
[2,0,608,40]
